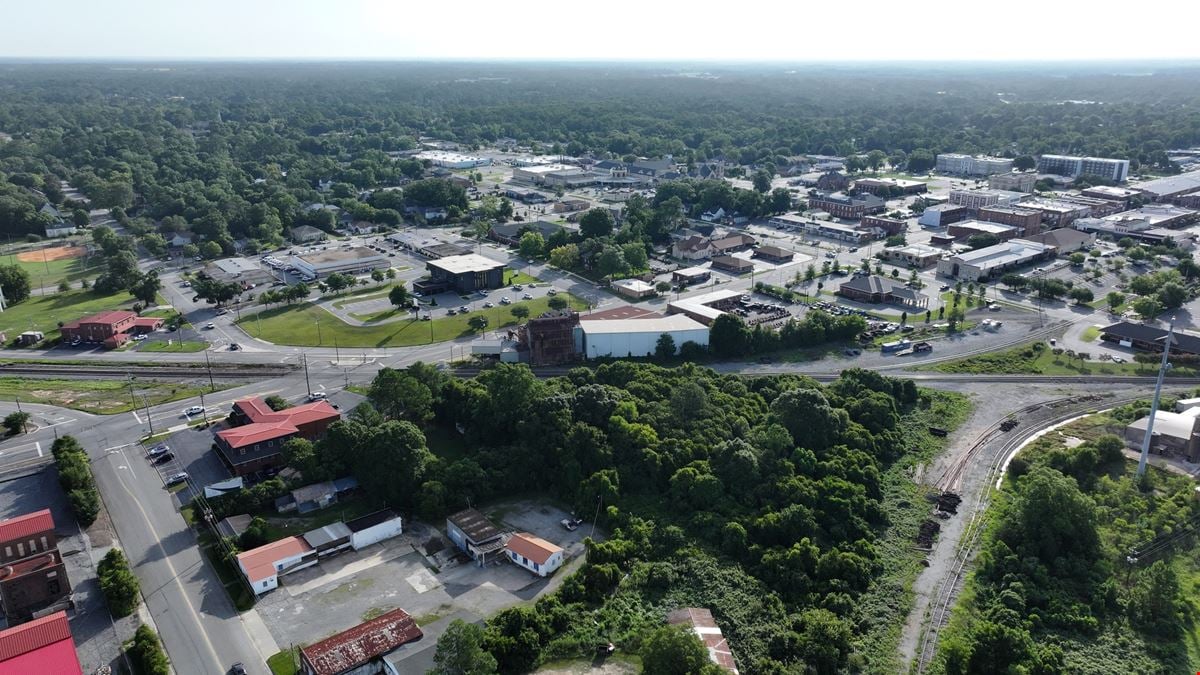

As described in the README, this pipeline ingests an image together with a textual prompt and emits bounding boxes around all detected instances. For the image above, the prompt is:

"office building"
[807,191,886,219]
[947,220,1022,242]
[936,154,1014,176]
[1036,155,1130,182]
[415,254,507,294]
[936,239,1056,281]
[988,172,1037,193]
[978,205,1043,234]
[918,204,970,228]
[292,248,388,278]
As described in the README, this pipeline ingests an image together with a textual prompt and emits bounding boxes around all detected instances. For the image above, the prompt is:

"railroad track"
[0,363,296,380]
[913,393,1154,673]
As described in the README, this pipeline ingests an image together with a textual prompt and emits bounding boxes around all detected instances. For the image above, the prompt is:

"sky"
[2,0,1197,62]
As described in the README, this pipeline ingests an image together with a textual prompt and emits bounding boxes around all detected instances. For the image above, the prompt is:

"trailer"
[881,339,912,353]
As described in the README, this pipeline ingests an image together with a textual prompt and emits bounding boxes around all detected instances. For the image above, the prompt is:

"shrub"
[98,549,141,618]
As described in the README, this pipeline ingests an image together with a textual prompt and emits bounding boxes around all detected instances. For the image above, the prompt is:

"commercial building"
[578,314,709,358]
[488,220,567,247]
[1132,170,1200,203]
[852,177,927,196]
[1080,185,1141,207]
[793,219,873,243]
[446,509,505,566]
[290,225,328,243]
[947,220,1022,242]
[673,235,715,260]
[1100,321,1200,357]
[303,523,353,559]
[936,239,1056,281]
[837,275,927,307]
[292,248,388,278]
[503,187,551,204]
[936,154,1014,176]
[1037,154,1129,182]
[711,255,755,274]
[948,188,1027,212]
[1112,204,1199,230]
[416,254,506,294]
[205,257,274,289]
[1020,198,1092,228]
[879,243,943,268]
[807,191,885,219]
[505,533,564,577]
[1072,217,1194,248]
[0,510,71,625]
[216,397,341,477]
[1054,194,1125,218]
[667,608,739,674]
[299,608,423,675]
[1125,409,1200,463]
[988,172,1037,193]
[346,510,404,551]
[59,310,163,349]
[667,289,743,325]
[414,150,492,168]
[709,233,757,255]
[0,611,82,675]
[917,204,971,228]
[860,215,906,236]
[978,205,1043,234]
[610,278,656,300]
[672,267,711,286]
[753,245,795,264]
[237,536,317,595]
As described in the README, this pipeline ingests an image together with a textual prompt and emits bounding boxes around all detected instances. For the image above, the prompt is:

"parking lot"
[255,501,599,670]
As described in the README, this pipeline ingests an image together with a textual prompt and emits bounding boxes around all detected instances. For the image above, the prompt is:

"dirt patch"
[16,245,86,263]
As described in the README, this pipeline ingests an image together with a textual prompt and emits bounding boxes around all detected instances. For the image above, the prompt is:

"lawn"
[239,294,587,348]
[0,288,139,343]
[268,649,299,675]
[138,340,208,353]
[196,529,256,611]
[505,270,539,285]
[6,251,101,291]
[924,341,1200,377]
[0,377,230,414]
[1080,325,1101,342]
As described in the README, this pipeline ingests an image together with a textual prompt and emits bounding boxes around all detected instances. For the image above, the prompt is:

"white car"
[307,392,328,402]
[205,322,215,329]
[132,334,148,341]
[500,297,511,305]
[184,405,205,416]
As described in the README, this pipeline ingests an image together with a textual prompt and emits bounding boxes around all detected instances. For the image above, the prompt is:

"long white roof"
[580,314,707,334]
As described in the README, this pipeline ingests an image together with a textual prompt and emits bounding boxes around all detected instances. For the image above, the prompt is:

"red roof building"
[236,535,316,595]
[215,398,340,477]
[505,532,564,577]
[0,510,56,562]
[0,611,82,675]
[59,310,163,349]
[0,510,71,625]
[299,608,423,675]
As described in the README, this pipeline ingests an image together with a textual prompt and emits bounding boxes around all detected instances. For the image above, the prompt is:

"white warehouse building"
[415,150,493,168]
[292,247,388,278]
[576,314,709,358]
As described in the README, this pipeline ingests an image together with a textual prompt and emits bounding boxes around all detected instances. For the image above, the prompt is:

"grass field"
[239,294,586,348]
[0,377,228,414]
[925,341,1200,377]
[138,341,208,353]
[4,250,100,290]
[267,650,299,675]
[0,288,140,344]
[1080,325,1101,342]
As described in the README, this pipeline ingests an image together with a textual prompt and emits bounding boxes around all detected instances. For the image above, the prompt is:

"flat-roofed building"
[1133,170,1200,203]
[1037,154,1129,182]
[1082,185,1142,207]
[416,254,506,294]
[415,150,491,168]
[936,239,1057,282]
[852,177,927,196]
[519,310,580,366]
[860,215,906,235]
[807,191,885,219]
[879,243,943,268]
[988,172,1037,193]
[949,188,1027,212]
[948,219,1022,242]
[611,278,656,300]
[292,248,388,278]
[918,203,971,228]
[446,509,505,566]
[672,267,711,286]
[1022,198,1092,228]
[936,154,1014,176]
[978,205,1043,234]
[578,314,709,358]
[667,289,743,325]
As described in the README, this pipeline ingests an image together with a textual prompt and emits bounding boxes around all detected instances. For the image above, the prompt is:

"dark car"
[230,664,247,675]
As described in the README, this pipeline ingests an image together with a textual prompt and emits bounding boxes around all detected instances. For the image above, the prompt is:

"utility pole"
[142,395,155,435]
[333,336,340,365]
[302,352,312,397]
[1137,316,1175,479]
[203,349,215,392]
[199,391,209,426]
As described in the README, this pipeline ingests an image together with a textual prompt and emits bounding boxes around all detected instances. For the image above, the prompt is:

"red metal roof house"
[59,310,163,349]
[299,608,423,675]
[0,611,82,675]
[216,397,340,477]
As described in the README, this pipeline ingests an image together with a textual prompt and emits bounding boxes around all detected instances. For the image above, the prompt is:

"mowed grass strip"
[0,288,141,342]
[137,341,208,353]
[239,294,587,347]
[0,377,229,414]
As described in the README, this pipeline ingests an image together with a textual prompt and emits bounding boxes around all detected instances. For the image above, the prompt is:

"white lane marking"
[35,442,41,457]
[132,410,142,424]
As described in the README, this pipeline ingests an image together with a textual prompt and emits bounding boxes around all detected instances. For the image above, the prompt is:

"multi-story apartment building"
[988,172,1037,193]
[936,153,1014,176]
[1037,155,1130,182]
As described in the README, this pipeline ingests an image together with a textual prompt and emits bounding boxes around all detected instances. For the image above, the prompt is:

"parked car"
[204,322,215,329]
[153,452,175,465]
[547,289,557,296]
[483,302,495,308]
[132,334,149,341]
[147,444,170,458]
[307,392,327,402]
[522,293,533,300]
[229,343,241,351]
[500,297,511,305]
[165,472,189,487]
[184,405,205,416]
[560,518,578,532]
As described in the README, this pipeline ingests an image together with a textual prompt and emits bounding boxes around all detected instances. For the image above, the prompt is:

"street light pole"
[1137,316,1175,480]
[302,352,312,397]
[203,350,215,392]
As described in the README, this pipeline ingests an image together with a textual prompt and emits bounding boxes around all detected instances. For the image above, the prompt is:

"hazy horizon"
[3,0,1198,62]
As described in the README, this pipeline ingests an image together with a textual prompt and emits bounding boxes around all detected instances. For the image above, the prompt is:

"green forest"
[214,361,973,673]
[935,399,1200,674]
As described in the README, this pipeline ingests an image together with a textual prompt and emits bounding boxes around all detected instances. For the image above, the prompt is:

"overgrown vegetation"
[933,413,1200,674]
[52,435,100,527]
[127,624,169,675]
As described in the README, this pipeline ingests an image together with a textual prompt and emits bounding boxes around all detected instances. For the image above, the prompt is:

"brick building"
[0,510,71,625]
[59,310,163,349]
[860,215,906,236]
[807,191,885,219]
[519,310,580,366]
[978,206,1043,235]
[216,398,341,477]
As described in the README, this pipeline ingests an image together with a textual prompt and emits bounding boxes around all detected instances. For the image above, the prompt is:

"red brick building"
[299,608,423,675]
[978,206,1043,235]
[0,510,71,625]
[216,398,341,477]
[861,215,906,236]
[59,310,163,348]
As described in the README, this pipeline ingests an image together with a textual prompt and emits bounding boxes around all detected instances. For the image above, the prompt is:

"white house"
[236,536,317,595]
[700,207,726,222]
[505,532,564,577]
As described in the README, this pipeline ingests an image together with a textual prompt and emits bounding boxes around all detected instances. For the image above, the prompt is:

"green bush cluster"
[98,548,141,618]
[128,624,169,675]
[51,435,100,527]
